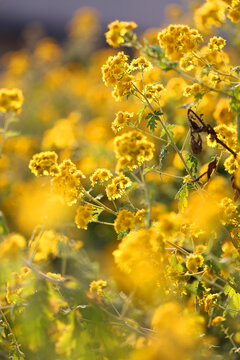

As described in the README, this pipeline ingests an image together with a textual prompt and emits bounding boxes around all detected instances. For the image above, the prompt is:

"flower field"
[1,1,240,359]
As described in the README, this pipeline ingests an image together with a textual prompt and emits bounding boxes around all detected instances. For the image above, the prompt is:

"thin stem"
[0,309,25,358]
[0,115,10,159]
[83,189,117,216]
[93,220,114,226]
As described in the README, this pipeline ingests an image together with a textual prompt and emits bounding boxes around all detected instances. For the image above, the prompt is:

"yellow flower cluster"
[158,25,203,61]
[228,1,240,23]
[208,36,226,51]
[145,83,165,101]
[75,203,96,229]
[179,55,195,71]
[183,83,206,97]
[114,130,155,173]
[0,88,24,113]
[0,233,26,260]
[218,197,239,225]
[52,160,85,206]
[6,267,31,304]
[101,52,134,100]
[194,0,226,31]
[130,56,152,72]
[112,111,134,133]
[105,175,132,200]
[105,20,137,48]
[213,98,235,125]
[29,230,68,262]
[29,151,60,177]
[90,168,113,187]
[114,208,145,233]
[89,279,107,296]
[186,254,204,273]
[207,124,237,151]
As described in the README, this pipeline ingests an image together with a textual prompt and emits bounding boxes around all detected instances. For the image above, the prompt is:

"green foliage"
[146,110,163,134]
[175,183,189,213]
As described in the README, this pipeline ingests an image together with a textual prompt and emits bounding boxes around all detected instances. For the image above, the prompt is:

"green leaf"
[175,183,189,213]
[230,87,240,112]
[185,153,198,178]
[237,113,240,146]
[146,111,163,134]
[117,230,128,241]
[92,208,103,221]
[6,131,20,138]
[196,281,205,299]
[137,105,146,123]
[168,254,183,273]
[232,66,240,75]
[160,124,175,138]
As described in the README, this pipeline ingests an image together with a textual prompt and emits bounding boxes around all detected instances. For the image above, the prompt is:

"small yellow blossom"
[102,52,135,101]
[208,36,226,51]
[112,111,134,133]
[90,168,113,187]
[227,2,240,23]
[75,203,96,230]
[145,83,165,101]
[194,0,226,31]
[29,151,59,177]
[106,175,132,200]
[179,56,195,71]
[0,233,26,260]
[114,209,145,233]
[0,88,24,113]
[186,254,204,273]
[51,160,85,206]
[211,316,226,326]
[130,57,152,72]
[183,83,206,97]
[213,98,235,125]
[89,279,107,296]
[105,20,137,48]
[218,197,238,225]
[114,130,155,173]
[46,272,65,281]
[158,25,203,61]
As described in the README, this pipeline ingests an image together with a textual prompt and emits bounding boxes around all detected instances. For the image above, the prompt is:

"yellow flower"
[106,175,132,200]
[34,37,62,63]
[213,98,235,125]
[183,83,206,97]
[114,130,155,173]
[158,24,203,61]
[211,316,226,326]
[0,233,26,260]
[227,2,240,23]
[114,209,145,233]
[105,20,137,48]
[75,203,96,230]
[145,83,165,101]
[208,36,226,51]
[51,160,85,206]
[89,279,107,296]
[101,52,135,100]
[186,254,204,273]
[179,56,195,71]
[194,0,227,31]
[218,197,238,225]
[112,111,134,133]
[29,230,68,262]
[68,7,100,39]
[130,57,152,72]
[207,124,237,151]
[90,168,113,187]
[0,88,24,113]
[29,151,60,177]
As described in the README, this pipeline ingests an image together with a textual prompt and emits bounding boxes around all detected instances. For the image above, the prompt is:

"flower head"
[0,88,24,113]
[106,175,131,200]
[105,20,137,48]
[29,151,59,177]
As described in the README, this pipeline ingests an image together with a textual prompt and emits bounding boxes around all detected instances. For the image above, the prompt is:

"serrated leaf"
[196,281,205,299]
